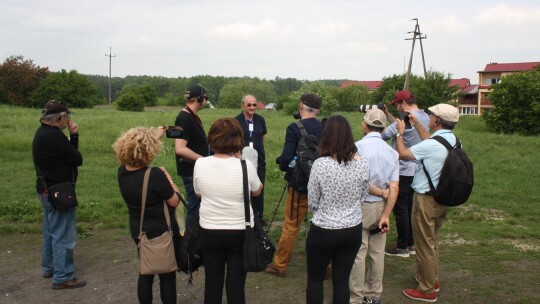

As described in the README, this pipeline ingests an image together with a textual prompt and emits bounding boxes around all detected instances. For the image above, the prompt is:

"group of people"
[32,85,461,304]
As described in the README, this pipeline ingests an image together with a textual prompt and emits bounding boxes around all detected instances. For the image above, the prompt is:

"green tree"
[332,84,370,112]
[116,84,158,106]
[484,69,540,135]
[0,55,49,106]
[116,92,145,112]
[29,69,103,108]
[218,78,277,109]
[371,71,458,110]
[282,82,339,116]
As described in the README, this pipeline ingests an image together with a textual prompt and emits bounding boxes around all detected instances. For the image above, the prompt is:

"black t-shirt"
[174,110,208,177]
[117,166,178,240]
[234,112,267,167]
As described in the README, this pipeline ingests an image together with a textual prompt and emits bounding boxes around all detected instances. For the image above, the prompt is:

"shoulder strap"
[241,160,251,227]
[421,135,459,194]
[295,121,308,137]
[139,168,151,235]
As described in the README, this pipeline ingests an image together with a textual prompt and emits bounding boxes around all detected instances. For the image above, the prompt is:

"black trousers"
[251,164,266,219]
[306,223,362,304]
[393,175,415,249]
[201,228,247,304]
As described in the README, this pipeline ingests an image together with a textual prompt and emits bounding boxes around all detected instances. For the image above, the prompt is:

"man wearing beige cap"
[395,103,460,303]
[350,109,399,304]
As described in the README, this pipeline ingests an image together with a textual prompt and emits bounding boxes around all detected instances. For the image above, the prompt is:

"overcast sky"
[1,0,539,83]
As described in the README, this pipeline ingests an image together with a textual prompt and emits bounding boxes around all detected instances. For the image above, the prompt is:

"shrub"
[116,93,145,112]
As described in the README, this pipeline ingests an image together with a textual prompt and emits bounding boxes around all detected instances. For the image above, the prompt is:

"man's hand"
[408,112,420,128]
[67,120,78,134]
[396,118,405,135]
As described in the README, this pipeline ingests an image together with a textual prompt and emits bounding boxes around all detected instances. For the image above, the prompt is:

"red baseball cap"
[390,90,414,105]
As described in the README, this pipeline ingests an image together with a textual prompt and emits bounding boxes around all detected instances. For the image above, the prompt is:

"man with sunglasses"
[234,95,267,224]
[381,90,430,258]
[174,84,210,224]
[32,100,86,289]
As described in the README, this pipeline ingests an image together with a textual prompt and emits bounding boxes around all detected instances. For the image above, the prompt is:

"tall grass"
[1,105,539,262]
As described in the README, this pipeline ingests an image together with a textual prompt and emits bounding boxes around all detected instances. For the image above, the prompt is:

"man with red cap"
[381,90,430,258]
[32,100,86,289]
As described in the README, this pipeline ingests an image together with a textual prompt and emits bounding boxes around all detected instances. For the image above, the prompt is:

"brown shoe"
[52,278,87,290]
[264,264,286,277]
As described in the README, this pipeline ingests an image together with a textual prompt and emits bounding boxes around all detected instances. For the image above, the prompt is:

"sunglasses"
[246,103,257,108]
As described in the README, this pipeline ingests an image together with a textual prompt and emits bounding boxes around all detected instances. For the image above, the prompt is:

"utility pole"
[105,47,116,104]
[403,18,427,91]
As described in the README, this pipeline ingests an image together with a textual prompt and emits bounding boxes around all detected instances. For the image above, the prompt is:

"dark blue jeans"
[393,175,415,249]
[201,228,246,304]
[181,176,200,225]
[38,192,77,284]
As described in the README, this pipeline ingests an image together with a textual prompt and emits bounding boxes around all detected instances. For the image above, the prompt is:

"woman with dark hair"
[306,115,370,304]
[113,127,181,304]
[193,118,263,304]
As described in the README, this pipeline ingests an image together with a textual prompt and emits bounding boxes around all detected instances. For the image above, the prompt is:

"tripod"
[266,181,288,233]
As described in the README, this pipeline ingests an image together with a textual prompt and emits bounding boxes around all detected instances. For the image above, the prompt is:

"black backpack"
[175,195,203,285]
[286,121,320,193]
[422,136,474,207]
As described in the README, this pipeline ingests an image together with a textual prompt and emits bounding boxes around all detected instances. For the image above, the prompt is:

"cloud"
[436,15,469,33]
[205,19,285,39]
[309,22,349,35]
[341,41,389,54]
[476,3,540,26]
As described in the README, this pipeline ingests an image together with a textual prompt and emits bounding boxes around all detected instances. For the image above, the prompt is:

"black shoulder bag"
[241,159,275,272]
[36,168,78,210]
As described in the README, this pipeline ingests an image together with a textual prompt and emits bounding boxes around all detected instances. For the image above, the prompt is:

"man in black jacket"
[265,93,323,277]
[32,100,85,290]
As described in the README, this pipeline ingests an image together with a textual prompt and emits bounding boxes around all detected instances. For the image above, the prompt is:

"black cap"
[42,100,72,115]
[300,93,322,109]
[185,84,208,99]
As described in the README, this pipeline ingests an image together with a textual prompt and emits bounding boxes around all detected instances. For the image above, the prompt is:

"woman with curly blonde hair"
[113,127,181,304]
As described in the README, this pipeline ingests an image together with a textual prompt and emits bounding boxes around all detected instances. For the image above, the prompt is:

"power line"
[403,18,427,90]
[105,47,116,104]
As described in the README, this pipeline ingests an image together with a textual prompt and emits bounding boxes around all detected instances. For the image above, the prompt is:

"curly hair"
[112,127,162,167]
[208,118,244,154]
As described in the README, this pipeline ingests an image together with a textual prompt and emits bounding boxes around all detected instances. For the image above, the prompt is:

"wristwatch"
[396,133,404,138]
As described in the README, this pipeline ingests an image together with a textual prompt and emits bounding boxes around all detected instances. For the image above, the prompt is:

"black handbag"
[47,181,78,210]
[241,160,275,272]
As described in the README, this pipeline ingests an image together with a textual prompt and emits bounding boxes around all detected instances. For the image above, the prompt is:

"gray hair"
[40,112,67,123]
[303,104,319,114]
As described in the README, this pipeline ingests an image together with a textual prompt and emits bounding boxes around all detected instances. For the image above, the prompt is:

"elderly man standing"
[32,100,85,289]
[350,109,399,304]
[234,95,267,224]
[395,104,460,303]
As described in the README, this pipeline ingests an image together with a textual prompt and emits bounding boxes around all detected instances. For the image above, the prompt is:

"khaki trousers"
[349,201,386,303]
[273,188,308,271]
[412,193,448,294]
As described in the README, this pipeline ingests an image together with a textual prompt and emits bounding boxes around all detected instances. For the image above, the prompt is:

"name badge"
[248,123,254,132]
[249,142,254,148]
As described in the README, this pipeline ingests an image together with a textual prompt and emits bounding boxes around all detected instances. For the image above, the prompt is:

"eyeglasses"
[246,103,257,108]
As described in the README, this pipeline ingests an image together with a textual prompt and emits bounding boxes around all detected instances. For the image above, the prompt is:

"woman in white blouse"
[306,115,370,304]
[193,118,262,304]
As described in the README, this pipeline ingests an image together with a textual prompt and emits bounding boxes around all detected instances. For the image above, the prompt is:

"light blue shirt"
[382,109,430,176]
[355,132,399,202]
[410,130,457,193]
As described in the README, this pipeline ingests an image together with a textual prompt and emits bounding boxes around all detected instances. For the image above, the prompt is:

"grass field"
[1,104,539,303]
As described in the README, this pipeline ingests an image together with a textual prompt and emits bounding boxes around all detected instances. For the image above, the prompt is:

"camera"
[292,111,301,120]
[369,224,388,235]
[165,126,184,138]
[359,102,385,113]
[398,112,412,129]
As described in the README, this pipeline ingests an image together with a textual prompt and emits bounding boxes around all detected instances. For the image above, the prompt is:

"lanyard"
[245,117,254,138]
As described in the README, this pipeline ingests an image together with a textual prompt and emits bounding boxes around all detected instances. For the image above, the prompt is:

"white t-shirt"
[193,156,262,230]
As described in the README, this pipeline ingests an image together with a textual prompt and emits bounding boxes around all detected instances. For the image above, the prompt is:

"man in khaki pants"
[350,109,399,304]
[395,104,460,303]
